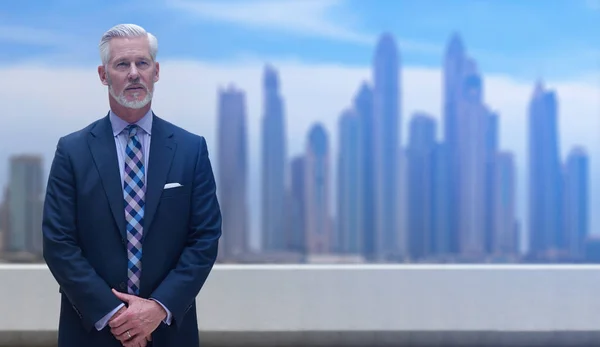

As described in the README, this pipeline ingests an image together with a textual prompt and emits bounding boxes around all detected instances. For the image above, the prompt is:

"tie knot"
[125,124,139,138]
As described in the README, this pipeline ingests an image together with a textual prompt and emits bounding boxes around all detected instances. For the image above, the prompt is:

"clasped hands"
[108,288,167,347]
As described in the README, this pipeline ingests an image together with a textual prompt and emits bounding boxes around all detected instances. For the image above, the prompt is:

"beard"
[107,73,154,109]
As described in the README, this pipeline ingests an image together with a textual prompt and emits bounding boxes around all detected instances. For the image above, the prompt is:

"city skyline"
[0,1,599,260]
[2,30,596,263]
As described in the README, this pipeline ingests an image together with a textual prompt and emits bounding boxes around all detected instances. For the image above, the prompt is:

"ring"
[126,331,131,339]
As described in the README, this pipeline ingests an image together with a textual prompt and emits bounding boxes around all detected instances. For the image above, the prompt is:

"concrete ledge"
[3,331,600,347]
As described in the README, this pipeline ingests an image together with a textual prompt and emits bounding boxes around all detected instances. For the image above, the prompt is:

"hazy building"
[372,33,401,260]
[0,188,8,254]
[337,109,361,254]
[354,82,377,261]
[406,113,436,260]
[528,82,563,259]
[6,155,44,258]
[287,155,306,254]
[563,147,589,259]
[455,59,489,257]
[216,85,248,261]
[493,152,518,255]
[261,65,287,252]
[442,33,467,255]
[305,123,331,254]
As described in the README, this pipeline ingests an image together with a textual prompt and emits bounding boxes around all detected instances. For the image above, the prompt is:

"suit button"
[119,282,127,291]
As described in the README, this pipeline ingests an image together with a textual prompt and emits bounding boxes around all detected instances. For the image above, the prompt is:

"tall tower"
[372,33,400,260]
[354,82,377,261]
[442,33,467,255]
[6,155,44,257]
[261,64,287,252]
[406,113,437,260]
[337,109,361,254]
[563,147,589,259]
[216,85,248,261]
[305,123,331,254]
[455,59,489,257]
[528,82,563,259]
[493,152,518,256]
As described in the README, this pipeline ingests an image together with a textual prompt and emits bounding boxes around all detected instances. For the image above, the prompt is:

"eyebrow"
[114,56,151,63]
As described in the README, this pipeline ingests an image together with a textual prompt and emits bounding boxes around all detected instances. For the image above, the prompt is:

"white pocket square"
[164,183,182,189]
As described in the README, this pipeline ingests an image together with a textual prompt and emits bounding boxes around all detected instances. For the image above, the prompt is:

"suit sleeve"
[150,136,221,328]
[42,137,124,332]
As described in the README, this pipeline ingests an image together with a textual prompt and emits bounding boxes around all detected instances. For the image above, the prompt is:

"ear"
[98,65,109,86]
[153,62,160,83]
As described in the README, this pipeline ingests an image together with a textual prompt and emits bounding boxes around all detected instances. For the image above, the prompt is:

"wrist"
[151,300,167,320]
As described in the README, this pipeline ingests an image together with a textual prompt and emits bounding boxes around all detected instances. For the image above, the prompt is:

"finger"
[109,308,132,329]
[123,334,146,347]
[146,334,152,341]
[115,328,137,344]
[112,288,136,303]
[111,320,135,337]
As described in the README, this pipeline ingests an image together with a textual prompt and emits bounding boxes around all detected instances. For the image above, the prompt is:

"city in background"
[0,0,599,264]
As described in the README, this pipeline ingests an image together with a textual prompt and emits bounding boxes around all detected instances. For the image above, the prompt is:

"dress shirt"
[94,109,173,331]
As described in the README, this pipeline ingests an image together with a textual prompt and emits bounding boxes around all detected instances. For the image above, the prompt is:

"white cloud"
[166,0,373,44]
[0,59,598,253]
[165,0,440,54]
[0,25,76,47]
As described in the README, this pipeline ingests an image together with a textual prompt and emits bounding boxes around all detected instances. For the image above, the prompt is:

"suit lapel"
[88,114,127,241]
[143,115,176,240]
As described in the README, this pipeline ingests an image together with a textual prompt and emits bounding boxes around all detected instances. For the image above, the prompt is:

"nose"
[127,63,140,80]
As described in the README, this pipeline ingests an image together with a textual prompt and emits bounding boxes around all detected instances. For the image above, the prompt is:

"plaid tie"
[123,124,145,295]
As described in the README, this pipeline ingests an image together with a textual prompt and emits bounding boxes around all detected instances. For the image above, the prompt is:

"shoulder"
[154,115,208,150]
[55,115,108,149]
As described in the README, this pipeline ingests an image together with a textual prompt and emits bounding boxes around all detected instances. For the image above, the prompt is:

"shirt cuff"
[150,298,172,325]
[95,303,125,331]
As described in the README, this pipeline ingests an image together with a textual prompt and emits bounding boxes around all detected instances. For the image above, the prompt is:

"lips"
[125,85,145,91]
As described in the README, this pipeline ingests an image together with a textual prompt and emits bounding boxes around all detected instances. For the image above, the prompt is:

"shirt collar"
[109,109,153,137]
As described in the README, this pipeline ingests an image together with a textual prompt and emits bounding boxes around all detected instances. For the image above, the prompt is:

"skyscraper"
[6,155,44,257]
[442,33,467,255]
[261,65,287,252]
[372,33,400,260]
[406,113,436,261]
[337,109,361,254]
[287,155,306,254]
[305,123,331,254]
[354,82,377,261]
[493,152,518,256]
[563,147,589,259]
[216,85,248,261]
[528,82,563,259]
[455,59,489,257]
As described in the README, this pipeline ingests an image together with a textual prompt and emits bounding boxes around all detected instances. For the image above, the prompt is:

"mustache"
[125,81,147,89]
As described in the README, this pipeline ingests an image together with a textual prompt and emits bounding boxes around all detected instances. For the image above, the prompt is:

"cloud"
[166,0,372,44]
[0,58,598,253]
[0,25,76,47]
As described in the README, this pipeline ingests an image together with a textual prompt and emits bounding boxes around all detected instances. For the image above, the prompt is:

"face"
[98,36,160,109]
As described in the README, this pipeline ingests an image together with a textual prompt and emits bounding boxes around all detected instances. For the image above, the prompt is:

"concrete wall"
[2,264,600,346]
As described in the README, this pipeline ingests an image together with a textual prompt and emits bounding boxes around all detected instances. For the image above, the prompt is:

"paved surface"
[4,331,600,346]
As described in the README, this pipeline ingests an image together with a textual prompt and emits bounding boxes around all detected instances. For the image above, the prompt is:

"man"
[42,23,221,347]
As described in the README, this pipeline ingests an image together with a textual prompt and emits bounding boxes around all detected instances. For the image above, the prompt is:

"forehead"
[109,36,151,61]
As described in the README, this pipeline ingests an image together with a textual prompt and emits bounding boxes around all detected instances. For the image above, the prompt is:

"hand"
[109,289,167,347]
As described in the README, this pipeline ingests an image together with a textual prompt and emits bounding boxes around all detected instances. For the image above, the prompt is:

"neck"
[109,97,152,124]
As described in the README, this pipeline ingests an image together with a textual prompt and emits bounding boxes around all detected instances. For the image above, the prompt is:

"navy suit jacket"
[42,113,221,347]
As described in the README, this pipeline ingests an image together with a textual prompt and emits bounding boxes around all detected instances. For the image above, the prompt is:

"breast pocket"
[160,185,191,199]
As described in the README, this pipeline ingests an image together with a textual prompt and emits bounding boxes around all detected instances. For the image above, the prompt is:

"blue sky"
[2,0,599,80]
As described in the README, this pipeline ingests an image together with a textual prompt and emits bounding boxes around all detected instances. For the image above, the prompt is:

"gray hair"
[99,24,158,65]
